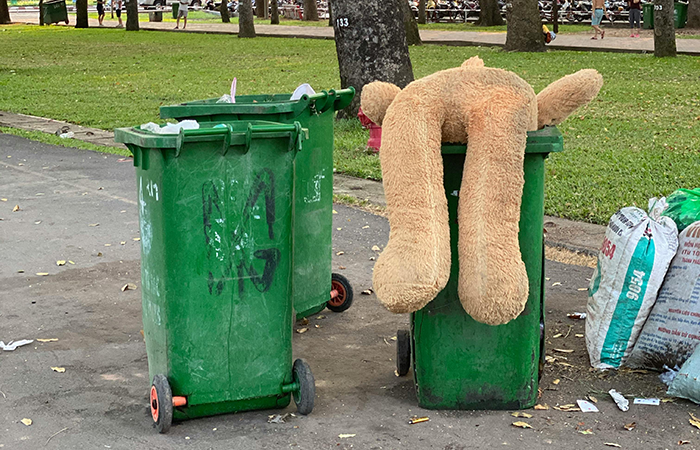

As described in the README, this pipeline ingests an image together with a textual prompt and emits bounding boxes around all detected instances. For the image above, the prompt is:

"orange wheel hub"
[329,280,346,307]
[150,385,159,422]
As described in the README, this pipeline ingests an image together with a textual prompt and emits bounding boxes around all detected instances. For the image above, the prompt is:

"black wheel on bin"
[396,329,411,376]
[150,374,173,433]
[327,273,354,313]
[292,359,315,415]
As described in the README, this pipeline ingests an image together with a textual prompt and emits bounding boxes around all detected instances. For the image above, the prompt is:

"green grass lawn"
[0,24,698,224]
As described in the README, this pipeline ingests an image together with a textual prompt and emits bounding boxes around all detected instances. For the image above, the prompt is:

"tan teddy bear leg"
[457,91,535,325]
[372,95,451,314]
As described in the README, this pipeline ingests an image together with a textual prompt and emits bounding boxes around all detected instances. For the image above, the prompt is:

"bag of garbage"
[667,344,700,404]
[626,221,700,370]
[662,188,700,232]
[586,207,679,369]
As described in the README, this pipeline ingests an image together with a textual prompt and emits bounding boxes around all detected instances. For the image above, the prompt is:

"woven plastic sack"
[667,344,700,404]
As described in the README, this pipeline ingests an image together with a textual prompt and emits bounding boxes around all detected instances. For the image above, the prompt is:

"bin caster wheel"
[150,374,173,433]
[327,273,354,313]
[292,359,315,415]
[396,329,411,376]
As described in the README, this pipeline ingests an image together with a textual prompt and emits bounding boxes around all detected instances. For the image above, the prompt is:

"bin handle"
[175,122,307,157]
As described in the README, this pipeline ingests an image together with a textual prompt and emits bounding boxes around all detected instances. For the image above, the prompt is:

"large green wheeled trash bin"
[42,0,69,25]
[395,127,563,410]
[675,1,688,28]
[172,1,179,18]
[160,88,356,320]
[114,121,316,433]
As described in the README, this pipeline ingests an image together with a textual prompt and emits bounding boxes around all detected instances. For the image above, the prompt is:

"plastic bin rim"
[441,126,564,155]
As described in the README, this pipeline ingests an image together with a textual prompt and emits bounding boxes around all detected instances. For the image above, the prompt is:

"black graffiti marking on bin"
[202,170,280,297]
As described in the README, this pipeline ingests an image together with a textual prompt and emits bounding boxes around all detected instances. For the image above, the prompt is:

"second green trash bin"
[396,127,563,410]
[114,120,315,433]
[160,88,356,320]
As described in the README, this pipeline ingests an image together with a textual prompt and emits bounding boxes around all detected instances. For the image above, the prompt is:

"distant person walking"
[175,0,189,29]
[628,0,641,37]
[590,0,610,39]
[115,0,124,27]
[97,0,105,25]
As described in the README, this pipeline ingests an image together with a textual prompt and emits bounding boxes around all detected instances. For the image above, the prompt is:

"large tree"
[475,0,504,26]
[239,0,256,37]
[270,0,279,24]
[504,0,544,52]
[653,0,676,56]
[220,0,230,23]
[687,0,700,28]
[400,0,422,45]
[75,0,89,27]
[126,0,139,30]
[333,0,414,118]
[417,0,426,24]
[303,0,319,20]
[256,0,268,18]
[0,0,11,25]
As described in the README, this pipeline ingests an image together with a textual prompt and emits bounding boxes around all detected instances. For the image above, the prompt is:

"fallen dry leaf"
[37,338,58,343]
[338,434,356,439]
[534,404,549,410]
[371,245,381,252]
[338,266,346,270]
[689,413,700,430]
[553,348,574,353]
[369,256,376,261]
[0,198,6,201]
[361,289,373,295]
[512,421,532,429]
[296,328,308,334]
[300,318,309,326]
[121,283,137,292]
[133,237,140,241]
[336,251,345,255]
[552,333,563,338]
[552,379,560,385]
[362,225,369,229]
[511,412,533,418]
[557,362,574,368]
[578,429,594,435]
[577,288,588,291]
[56,260,66,266]
[587,395,598,404]
[97,252,103,257]
[551,282,562,286]
[336,228,342,231]
[51,367,65,373]
[545,355,557,364]
[678,440,690,445]
[68,261,75,265]
[553,404,581,412]
[604,443,621,448]
[12,205,20,212]
[36,272,49,276]
[408,417,429,424]
[332,210,338,214]
[575,333,584,338]
[567,312,587,320]
[88,223,99,227]
[20,418,32,426]
[316,315,326,320]
[623,422,636,431]
[104,244,111,247]
[120,241,126,245]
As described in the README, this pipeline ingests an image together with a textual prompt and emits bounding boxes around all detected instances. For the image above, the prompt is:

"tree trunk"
[328,0,332,25]
[220,0,230,23]
[400,0,422,45]
[270,0,279,23]
[1,0,11,25]
[126,0,139,30]
[239,0,256,36]
[475,0,504,26]
[653,0,676,56]
[687,0,700,28]
[504,0,544,52]
[303,0,319,20]
[552,0,559,33]
[40,0,45,25]
[255,0,263,17]
[417,0,426,24]
[75,0,89,27]
[333,0,414,118]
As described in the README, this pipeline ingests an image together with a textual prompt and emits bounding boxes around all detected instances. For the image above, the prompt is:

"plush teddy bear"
[361,57,602,326]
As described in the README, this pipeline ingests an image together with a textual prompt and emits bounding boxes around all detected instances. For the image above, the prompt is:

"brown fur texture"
[362,61,602,324]
[537,69,604,129]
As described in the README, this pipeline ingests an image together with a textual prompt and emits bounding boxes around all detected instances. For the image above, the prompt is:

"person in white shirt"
[175,0,189,29]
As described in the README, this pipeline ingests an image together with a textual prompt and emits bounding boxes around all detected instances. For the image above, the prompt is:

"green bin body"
[675,1,687,28]
[114,120,305,419]
[643,2,653,28]
[410,127,563,410]
[172,1,179,18]
[42,0,69,24]
[160,88,355,320]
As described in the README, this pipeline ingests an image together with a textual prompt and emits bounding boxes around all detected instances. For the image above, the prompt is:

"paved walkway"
[0,109,606,254]
[10,11,700,55]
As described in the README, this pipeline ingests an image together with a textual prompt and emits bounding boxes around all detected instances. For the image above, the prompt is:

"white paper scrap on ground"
[609,389,630,411]
[290,83,316,101]
[0,339,34,351]
[633,398,660,406]
[576,399,599,412]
